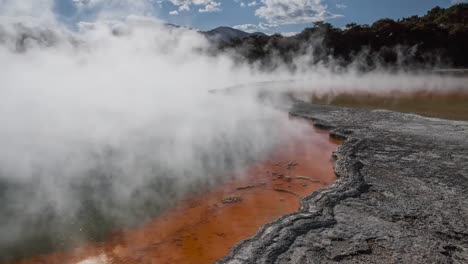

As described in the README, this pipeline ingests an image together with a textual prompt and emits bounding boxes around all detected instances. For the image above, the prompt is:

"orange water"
[15,119,340,264]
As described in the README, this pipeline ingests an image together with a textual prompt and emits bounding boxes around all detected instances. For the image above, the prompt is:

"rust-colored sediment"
[15,119,340,264]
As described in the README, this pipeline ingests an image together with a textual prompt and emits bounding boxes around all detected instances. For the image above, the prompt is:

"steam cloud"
[0,1,467,261]
[0,9,313,260]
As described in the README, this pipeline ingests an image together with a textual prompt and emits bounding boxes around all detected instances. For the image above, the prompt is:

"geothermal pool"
[308,90,468,121]
[14,118,340,264]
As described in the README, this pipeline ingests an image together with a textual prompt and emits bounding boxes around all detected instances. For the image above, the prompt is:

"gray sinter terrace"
[217,102,468,264]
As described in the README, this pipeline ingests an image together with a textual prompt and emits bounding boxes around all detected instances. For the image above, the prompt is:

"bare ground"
[217,102,468,264]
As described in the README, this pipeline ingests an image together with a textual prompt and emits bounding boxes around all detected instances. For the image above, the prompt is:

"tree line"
[215,4,468,71]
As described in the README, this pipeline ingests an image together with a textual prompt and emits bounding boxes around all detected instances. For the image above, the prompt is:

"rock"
[287,162,298,170]
[222,196,242,204]
[296,176,320,183]
[236,185,256,190]
[217,102,468,264]
[273,188,300,197]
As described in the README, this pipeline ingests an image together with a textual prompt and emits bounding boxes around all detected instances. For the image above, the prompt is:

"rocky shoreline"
[217,102,468,263]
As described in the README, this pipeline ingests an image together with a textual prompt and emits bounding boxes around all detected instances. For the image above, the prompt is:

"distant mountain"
[250,31,268,37]
[202,26,267,42]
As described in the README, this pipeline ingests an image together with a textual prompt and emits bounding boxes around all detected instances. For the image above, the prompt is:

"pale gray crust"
[217,102,468,264]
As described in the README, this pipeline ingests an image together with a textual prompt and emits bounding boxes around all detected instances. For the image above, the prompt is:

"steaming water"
[1,2,468,262]
[0,18,303,261]
[15,118,340,264]
[308,90,468,121]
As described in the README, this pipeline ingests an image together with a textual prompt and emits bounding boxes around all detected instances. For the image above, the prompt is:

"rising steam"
[0,15,301,259]
[0,1,467,261]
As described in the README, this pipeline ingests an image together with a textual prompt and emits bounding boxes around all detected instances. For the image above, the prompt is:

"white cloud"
[167,0,221,13]
[169,10,179,15]
[198,1,221,12]
[451,0,467,3]
[233,23,260,33]
[233,22,277,32]
[178,3,190,11]
[240,2,246,7]
[255,0,342,25]
[247,1,257,6]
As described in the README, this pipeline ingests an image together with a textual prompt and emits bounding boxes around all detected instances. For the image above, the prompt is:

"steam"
[1,1,467,261]
[0,0,54,18]
[0,17,305,260]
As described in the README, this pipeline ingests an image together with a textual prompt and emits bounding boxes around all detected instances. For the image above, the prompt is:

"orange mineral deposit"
[16,119,341,264]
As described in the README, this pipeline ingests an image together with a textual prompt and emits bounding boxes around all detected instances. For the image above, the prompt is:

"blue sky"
[52,0,467,33]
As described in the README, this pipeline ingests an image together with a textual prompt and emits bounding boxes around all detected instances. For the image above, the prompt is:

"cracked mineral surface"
[217,102,468,264]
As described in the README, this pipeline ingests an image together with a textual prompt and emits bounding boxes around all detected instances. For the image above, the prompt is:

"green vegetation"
[218,4,468,70]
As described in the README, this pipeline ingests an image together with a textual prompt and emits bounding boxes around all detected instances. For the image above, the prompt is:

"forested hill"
[215,4,468,71]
